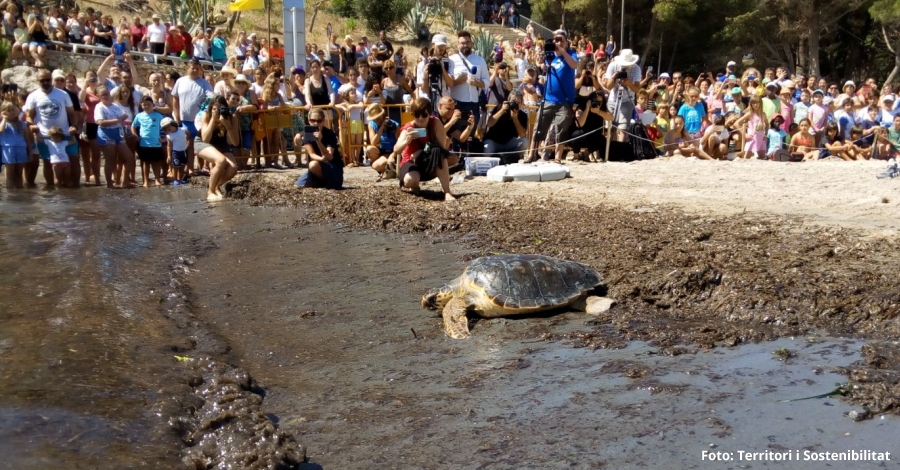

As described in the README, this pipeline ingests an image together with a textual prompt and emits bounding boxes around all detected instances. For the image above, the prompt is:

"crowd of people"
[2,2,898,203]
[1,0,279,68]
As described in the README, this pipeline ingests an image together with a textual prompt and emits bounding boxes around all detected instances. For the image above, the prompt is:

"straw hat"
[234,74,250,84]
[366,103,386,121]
[219,66,238,78]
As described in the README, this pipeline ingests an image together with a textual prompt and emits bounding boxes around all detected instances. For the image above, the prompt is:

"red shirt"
[166,33,185,54]
[399,116,439,166]
[130,24,147,46]
[180,31,193,56]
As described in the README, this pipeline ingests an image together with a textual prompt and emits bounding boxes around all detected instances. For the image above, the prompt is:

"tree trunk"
[667,39,678,74]
[882,25,900,86]
[639,14,657,69]
[606,0,614,41]
[797,36,808,77]
[308,0,325,33]
[227,12,240,34]
[806,8,820,77]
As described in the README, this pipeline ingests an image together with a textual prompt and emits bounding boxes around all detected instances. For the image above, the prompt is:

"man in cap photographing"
[525,29,578,163]
[417,34,454,102]
[603,48,643,141]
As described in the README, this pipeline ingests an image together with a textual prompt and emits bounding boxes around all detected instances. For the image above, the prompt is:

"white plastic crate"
[465,157,501,176]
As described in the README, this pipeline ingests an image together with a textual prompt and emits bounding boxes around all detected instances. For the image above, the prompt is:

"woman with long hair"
[734,95,767,159]
[94,85,135,188]
[195,95,240,201]
[261,75,290,168]
[381,58,414,123]
[79,70,103,185]
[394,97,456,201]
[303,60,335,129]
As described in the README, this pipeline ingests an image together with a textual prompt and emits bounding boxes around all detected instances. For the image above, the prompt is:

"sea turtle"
[422,254,613,339]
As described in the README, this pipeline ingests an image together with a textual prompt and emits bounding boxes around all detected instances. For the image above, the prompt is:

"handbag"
[414,120,448,175]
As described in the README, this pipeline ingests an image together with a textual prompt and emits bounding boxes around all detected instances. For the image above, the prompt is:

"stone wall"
[44,49,215,82]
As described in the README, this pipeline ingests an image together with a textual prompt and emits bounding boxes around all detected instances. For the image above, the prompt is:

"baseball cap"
[553,29,567,37]
[782,79,795,89]
[727,60,736,67]
[160,117,177,128]
[731,87,742,94]
[882,94,895,103]
[659,72,670,80]
[844,80,856,89]
[813,88,825,96]
[51,69,66,80]
[431,34,448,47]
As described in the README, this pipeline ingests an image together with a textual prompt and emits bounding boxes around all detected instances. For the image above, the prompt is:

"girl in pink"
[735,96,767,159]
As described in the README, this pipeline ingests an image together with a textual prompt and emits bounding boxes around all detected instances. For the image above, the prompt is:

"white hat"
[823,96,834,105]
[843,80,856,89]
[659,72,670,79]
[160,117,177,129]
[727,60,736,67]
[882,94,896,103]
[615,49,639,67]
[431,34,448,47]
[782,79,795,89]
[234,74,250,84]
[51,69,66,80]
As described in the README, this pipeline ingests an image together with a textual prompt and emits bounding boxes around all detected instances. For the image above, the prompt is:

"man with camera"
[602,49,643,141]
[525,29,578,163]
[416,34,454,102]
[449,31,490,124]
[484,90,528,163]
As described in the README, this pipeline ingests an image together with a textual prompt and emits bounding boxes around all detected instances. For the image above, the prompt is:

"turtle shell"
[464,254,604,311]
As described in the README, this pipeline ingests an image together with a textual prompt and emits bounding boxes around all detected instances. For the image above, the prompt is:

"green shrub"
[450,10,466,33]
[356,0,412,34]
[0,38,10,68]
[403,0,431,36]
[329,0,357,18]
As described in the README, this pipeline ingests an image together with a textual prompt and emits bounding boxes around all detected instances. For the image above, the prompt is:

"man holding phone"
[449,31,489,124]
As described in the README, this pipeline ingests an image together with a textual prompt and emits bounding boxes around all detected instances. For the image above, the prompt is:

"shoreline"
[219,165,900,417]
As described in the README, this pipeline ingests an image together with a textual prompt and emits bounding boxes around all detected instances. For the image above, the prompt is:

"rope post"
[604,120,612,162]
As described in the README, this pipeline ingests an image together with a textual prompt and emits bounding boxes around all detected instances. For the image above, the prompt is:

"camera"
[615,70,628,80]
[218,105,231,118]
[543,42,556,62]
[590,99,601,108]
[427,58,443,78]
[507,101,518,112]
[1,83,17,93]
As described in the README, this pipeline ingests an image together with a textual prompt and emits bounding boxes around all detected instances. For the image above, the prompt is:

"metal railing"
[517,15,554,40]
[46,41,224,71]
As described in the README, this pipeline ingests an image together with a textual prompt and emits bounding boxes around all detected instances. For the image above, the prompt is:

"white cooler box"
[465,157,501,176]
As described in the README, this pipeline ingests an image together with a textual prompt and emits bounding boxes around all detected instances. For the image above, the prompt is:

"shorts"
[398,160,436,185]
[171,150,187,168]
[137,145,165,162]
[536,103,575,142]
[97,127,123,146]
[52,162,70,169]
[1,146,29,164]
[607,99,634,130]
[350,119,363,134]
[181,121,198,140]
[29,41,46,48]
[37,139,79,160]
[241,130,253,150]
[149,42,165,54]
[85,123,99,140]
[193,137,231,156]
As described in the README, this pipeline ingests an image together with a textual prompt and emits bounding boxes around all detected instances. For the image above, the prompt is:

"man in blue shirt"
[526,29,578,163]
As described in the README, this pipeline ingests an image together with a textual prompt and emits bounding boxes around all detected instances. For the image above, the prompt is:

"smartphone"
[304,125,318,140]
[413,127,427,138]
[647,65,654,73]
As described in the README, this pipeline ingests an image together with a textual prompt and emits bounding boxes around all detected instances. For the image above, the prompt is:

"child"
[131,96,165,187]
[821,121,852,161]
[335,84,365,166]
[162,117,190,185]
[765,115,789,161]
[112,32,130,66]
[790,118,819,162]
[848,125,872,161]
[0,101,33,189]
[42,126,73,187]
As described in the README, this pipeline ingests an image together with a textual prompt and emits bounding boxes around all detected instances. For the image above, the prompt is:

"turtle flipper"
[442,298,470,339]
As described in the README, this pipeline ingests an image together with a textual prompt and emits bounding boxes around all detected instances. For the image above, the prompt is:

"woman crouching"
[394,97,457,201]
[295,108,343,189]
[196,95,240,201]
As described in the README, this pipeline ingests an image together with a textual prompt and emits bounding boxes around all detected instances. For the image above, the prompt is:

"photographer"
[570,91,612,161]
[436,96,475,152]
[194,95,240,201]
[296,108,343,189]
[416,34,454,101]
[602,49,643,141]
[484,90,528,164]
[449,31,489,123]
[525,29,578,163]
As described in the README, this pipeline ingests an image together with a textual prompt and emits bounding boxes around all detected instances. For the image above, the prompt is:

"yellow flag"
[229,0,264,11]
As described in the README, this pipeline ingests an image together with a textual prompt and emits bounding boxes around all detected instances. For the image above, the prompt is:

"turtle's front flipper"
[442,298,471,339]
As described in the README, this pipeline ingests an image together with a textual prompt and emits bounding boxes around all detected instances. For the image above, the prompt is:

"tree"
[871,0,900,84]
[355,0,413,33]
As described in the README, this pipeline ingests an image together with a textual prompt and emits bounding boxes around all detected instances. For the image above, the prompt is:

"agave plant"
[450,9,467,33]
[403,0,431,36]
[473,28,496,64]
[170,0,202,31]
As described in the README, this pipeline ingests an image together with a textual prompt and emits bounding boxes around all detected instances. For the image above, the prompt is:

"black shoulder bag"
[415,119,449,175]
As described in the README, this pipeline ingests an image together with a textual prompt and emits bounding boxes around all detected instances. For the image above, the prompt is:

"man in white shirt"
[146,14,167,55]
[603,48,643,141]
[23,69,78,187]
[172,58,213,173]
[416,34,454,102]
[449,31,489,123]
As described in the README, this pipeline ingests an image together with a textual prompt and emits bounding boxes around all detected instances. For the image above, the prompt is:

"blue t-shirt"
[133,111,164,148]
[211,37,227,61]
[369,119,398,151]
[766,128,787,154]
[678,102,705,134]
[859,119,877,147]
[544,49,577,105]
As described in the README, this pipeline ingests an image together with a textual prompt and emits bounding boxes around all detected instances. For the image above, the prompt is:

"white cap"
[843,80,856,89]
[782,79,795,89]
[160,117,177,129]
[727,61,736,67]
[431,34,448,47]
[51,69,66,80]
[882,94,896,103]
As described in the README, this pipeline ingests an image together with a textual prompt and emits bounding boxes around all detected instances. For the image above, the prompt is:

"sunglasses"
[308,118,322,124]
[413,112,430,119]
[553,37,564,43]
[39,79,52,83]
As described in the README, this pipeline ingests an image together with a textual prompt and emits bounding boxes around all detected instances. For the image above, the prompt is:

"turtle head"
[422,284,454,311]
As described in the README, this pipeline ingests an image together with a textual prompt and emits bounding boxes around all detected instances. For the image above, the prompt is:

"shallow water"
[1,185,897,469]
